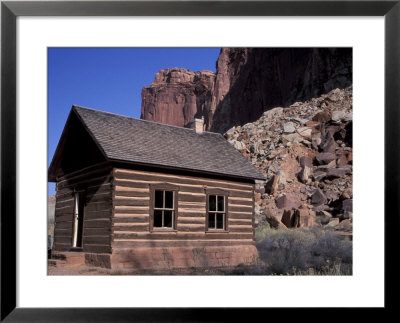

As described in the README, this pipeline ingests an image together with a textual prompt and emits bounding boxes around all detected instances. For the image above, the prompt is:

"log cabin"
[48,105,265,270]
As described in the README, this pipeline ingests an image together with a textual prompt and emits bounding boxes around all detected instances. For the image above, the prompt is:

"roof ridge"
[72,104,222,137]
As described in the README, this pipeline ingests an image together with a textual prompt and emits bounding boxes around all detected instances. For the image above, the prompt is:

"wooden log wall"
[53,164,113,253]
[112,168,255,249]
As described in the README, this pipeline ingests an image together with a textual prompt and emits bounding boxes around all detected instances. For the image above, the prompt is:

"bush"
[255,226,352,275]
[256,228,315,274]
[308,230,352,270]
[255,223,273,242]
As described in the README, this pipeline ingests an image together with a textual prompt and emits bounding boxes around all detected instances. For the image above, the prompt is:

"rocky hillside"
[224,87,353,234]
[141,48,352,133]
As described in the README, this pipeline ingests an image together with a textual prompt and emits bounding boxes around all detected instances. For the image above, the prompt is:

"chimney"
[186,117,204,134]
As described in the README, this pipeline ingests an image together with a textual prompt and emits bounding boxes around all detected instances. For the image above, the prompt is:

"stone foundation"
[110,245,258,270]
[50,251,86,268]
[52,245,259,271]
[85,253,112,269]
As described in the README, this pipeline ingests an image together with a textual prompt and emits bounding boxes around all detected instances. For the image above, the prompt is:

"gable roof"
[49,105,265,181]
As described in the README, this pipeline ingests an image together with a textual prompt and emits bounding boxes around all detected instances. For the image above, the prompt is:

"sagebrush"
[252,225,352,275]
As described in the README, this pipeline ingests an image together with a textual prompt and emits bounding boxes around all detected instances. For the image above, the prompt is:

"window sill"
[151,228,178,233]
[205,230,229,234]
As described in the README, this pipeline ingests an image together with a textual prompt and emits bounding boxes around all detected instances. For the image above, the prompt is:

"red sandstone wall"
[141,48,352,133]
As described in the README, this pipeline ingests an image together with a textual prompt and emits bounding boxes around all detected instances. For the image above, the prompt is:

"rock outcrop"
[141,68,215,127]
[141,48,352,133]
[224,87,353,234]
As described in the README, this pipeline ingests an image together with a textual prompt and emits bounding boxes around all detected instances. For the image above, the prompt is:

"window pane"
[154,210,163,227]
[208,213,215,229]
[217,196,225,211]
[164,210,173,227]
[216,213,224,229]
[209,195,216,211]
[165,191,174,209]
[155,190,164,208]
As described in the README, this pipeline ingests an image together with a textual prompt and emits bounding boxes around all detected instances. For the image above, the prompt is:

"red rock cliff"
[141,48,352,133]
[140,68,215,127]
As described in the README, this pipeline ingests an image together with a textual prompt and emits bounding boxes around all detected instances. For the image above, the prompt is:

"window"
[207,194,226,230]
[150,185,178,231]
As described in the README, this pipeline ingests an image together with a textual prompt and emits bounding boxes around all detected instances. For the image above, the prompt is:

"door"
[72,191,85,249]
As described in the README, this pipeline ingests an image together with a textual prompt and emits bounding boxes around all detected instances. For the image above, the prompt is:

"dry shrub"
[254,226,352,275]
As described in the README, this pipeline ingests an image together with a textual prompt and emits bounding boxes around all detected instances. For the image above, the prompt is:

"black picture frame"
[1,0,398,321]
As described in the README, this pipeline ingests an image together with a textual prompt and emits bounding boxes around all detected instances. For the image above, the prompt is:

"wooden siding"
[112,168,255,249]
[53,164,112,253]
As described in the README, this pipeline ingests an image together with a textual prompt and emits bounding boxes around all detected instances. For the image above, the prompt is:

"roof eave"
[108,158,265,182]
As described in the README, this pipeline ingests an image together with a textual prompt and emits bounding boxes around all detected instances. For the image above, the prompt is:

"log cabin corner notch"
[48,105,265,270]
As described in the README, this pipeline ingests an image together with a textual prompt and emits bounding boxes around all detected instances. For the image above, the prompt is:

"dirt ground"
[47,262,255,276]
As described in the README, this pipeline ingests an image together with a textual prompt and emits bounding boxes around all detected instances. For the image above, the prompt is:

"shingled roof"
[50,105,265,181]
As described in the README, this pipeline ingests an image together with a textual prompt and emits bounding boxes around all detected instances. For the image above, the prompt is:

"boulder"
[325,125,341,137]
[320,128,330,143]
[292,117,309,125]
[281,209,296,227]
[316,210,332,225]
[326,167,350,179]
[283,122,296,133]
[326,217,340,227]
[341,188,352,200]
[281,209,316,228]
[298,165,312,184]
[334,219,352,232]
[250,140,262,153]
[344,112,353,122]
[248,127,257,137]
[337,151,353,166]
[231,140,245,150]
[237,131,249,141]
[311,132,322,150]
[299,156,313,168]
[297,127,312,139]
[282,133,304,143]
[311,188,327,206]
[263,209,288,229]
[320,136,337,154]
[342,199,353,212]
[325,190,340,203]
[313,205,331,212]
[313,170,327,182]
[255,187,266,194]
[225,127,236,137]
[340,211,353,221]
[275,193,301,210]
[277,170,286,185]
[312,111,331,123]
[331,110,346,122]
[325,160,337,168]
[263,107,284,118]
[316,152,336,165]
[297,209,317,228]
[265,175,279,195]
[306,120,321,128]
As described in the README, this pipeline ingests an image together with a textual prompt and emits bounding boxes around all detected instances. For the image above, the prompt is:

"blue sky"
[48,47,220,196]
